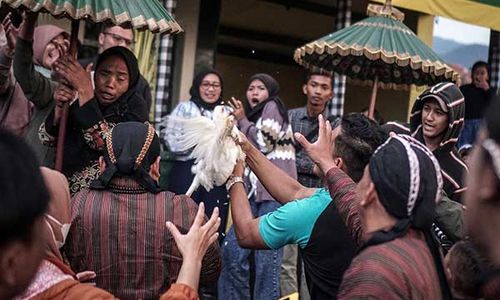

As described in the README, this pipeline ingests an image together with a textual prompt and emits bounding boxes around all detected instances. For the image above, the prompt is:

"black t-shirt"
[259,188,356,299]
[460,84,496,120]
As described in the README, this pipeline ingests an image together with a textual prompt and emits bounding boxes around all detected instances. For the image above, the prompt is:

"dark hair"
[334,113,388,182]
[448,240,489,298]
[303,71,333,89]
[360,107,385,125]
[471,61,489,77]
[0,130,49,247]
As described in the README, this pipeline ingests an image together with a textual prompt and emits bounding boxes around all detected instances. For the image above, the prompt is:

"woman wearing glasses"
[163,69,228,241]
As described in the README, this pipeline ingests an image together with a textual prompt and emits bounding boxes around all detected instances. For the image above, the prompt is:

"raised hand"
[1,13,19,56]
[18,11,38,42]
[166,202,220,290]
[294,114,337,174]
[53,54,94,105]
[166,202,220,262]
[229,96,246,121]
[53,83,77,106]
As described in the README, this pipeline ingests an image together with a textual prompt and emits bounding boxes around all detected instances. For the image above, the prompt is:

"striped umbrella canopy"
[0,0,182,171]
[294,1,459,117]
[294,2,458,90]
[0,0,182,34]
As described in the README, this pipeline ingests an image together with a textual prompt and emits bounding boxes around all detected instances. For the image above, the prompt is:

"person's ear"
[98,156,106,173]
[335,157,344,170]
[98,33,105,48]
[360,182,377,207]
[149,156,161,182]
[302,84,307,95]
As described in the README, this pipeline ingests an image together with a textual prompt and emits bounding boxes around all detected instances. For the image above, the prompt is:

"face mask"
[45,214,71,249]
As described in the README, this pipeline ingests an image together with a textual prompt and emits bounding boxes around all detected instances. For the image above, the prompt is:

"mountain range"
[432,37,489,70]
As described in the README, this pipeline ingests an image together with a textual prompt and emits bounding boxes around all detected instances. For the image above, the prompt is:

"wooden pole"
[55,20,79,171]
[368,75,379,119]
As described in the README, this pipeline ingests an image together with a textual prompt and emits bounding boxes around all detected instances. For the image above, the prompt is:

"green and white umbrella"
[0,0,182,33]
[0,0,182,170]
[294,0,458,118]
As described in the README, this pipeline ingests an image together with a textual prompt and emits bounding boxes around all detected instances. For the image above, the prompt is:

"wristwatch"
[226,176,244,191]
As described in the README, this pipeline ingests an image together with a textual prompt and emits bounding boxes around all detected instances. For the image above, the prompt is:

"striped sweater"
[238,100,297,202]
[66,178,221,299]
[325,167,442,299]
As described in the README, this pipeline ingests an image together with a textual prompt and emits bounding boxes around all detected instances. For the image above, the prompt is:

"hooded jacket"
[410,82,468,203]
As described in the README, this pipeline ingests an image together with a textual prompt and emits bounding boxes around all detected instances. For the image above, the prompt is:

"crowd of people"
[1,10,500,300]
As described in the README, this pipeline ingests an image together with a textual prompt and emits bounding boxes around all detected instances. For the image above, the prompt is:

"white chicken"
[167,105,245,196]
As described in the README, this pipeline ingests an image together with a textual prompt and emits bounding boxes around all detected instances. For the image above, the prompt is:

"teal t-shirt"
[258,188,332,249]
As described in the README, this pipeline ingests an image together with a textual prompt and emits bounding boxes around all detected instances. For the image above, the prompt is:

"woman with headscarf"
[38,46,148,195]
[219,73,296,300]
[9,12,70,163]
[16,166,218,300]
[163,69,229,240]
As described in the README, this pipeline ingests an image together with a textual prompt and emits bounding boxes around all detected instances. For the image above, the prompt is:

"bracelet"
[226,176,244,191]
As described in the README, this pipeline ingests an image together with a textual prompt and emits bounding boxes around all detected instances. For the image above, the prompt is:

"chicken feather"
[166,106,245,196]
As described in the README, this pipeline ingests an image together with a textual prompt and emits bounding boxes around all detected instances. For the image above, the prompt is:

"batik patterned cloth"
[66,177,221,299]
[325,167,442,299]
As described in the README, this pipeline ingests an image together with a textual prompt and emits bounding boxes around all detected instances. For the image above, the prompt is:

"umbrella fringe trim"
[0,0,183,34]
[294,42,459,83]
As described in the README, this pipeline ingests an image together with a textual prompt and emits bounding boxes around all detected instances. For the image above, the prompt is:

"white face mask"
[45,214,71,249]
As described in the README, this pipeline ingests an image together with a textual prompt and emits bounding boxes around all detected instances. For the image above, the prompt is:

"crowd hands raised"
[0,8,500,300]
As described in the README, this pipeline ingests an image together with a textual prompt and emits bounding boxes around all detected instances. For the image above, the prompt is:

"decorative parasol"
[294,0,459,118]
[0,0,183,171]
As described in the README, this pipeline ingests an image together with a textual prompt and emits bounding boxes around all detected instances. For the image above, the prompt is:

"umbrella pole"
[368,75,379,119]
[55,20,80,171]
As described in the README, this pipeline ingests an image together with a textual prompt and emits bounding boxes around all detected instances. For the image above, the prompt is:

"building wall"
[217,54,307,108]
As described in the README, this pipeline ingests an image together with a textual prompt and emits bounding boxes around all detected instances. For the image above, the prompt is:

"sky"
[433,16,490,45]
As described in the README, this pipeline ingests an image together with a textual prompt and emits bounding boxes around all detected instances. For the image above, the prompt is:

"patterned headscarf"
[369,135,442,230]
[363,134,452,299]
[91,122,161,193]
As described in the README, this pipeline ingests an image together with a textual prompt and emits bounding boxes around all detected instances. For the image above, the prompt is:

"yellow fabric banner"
[372,0,500,31]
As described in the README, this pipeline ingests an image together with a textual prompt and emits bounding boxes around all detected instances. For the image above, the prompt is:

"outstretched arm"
[14,12,56,108]
[239,133,315,203]
[295,115,363,245]
[163,202,220,297]
[228,160,268,249]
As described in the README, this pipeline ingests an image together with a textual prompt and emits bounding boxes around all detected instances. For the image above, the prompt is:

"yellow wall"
[344,83,410,121]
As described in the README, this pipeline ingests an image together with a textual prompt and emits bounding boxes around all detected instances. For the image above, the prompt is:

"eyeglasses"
[200,81,221,90]
[103,32,135,48]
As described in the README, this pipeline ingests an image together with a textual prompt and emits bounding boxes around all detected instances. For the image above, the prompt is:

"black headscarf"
[94,46,147,123]
[91,122,161,194]
[362,134,452,299]
[245,73,289,124]
[189,69,224,111]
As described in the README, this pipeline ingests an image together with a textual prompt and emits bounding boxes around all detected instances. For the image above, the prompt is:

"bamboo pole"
[55,20,80,171]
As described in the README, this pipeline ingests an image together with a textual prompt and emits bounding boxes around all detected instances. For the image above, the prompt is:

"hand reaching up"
[166,202,220,290]
[294,114,337,175]
[53,54,94,105]
[1,13,19,57]
[229,97,245,121]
